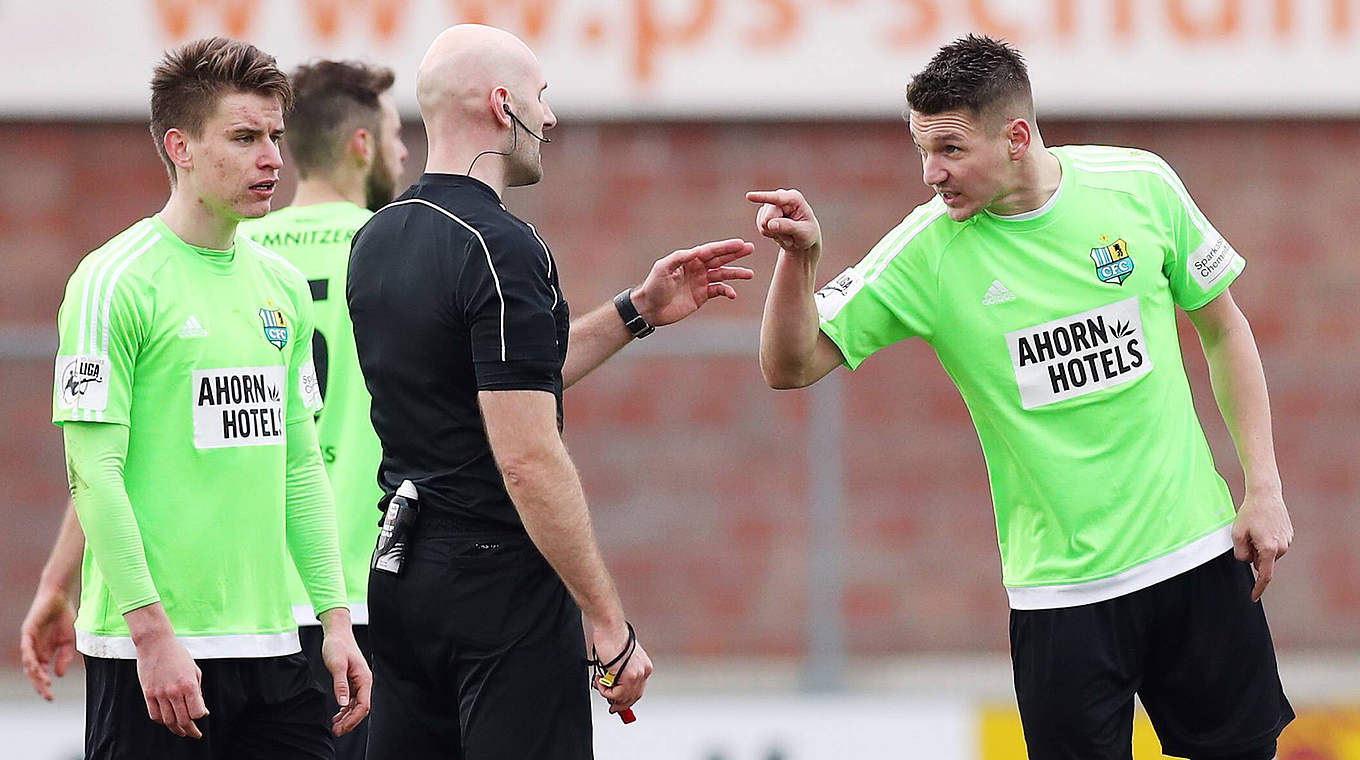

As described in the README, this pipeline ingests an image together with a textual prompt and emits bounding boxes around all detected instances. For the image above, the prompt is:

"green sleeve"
[817,208,942,370]
[63,421,160,615]
[286,279,323,423]
[1151,154,1246,310]
[53,259,147,425]
[285,415,346,618]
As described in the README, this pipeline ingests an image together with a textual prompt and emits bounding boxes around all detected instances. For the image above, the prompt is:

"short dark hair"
[905,35,1033,122]
[285,60,396,179]
[149,37,292,185]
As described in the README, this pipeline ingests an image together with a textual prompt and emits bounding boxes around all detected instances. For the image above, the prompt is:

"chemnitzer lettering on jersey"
[55,355,110,411]
[252,228,355,249]
[1007,296,1152,409]
[192,366,286,448]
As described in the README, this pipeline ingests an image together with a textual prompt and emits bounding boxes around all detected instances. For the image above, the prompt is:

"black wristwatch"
[613,288,655,339]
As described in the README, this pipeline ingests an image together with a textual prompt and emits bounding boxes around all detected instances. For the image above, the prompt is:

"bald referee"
[348,24,754,759]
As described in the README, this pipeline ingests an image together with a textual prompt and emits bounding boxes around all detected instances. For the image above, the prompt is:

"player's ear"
[351,127,375,167]
[164,128,193,172]
[1006,118,1032,161]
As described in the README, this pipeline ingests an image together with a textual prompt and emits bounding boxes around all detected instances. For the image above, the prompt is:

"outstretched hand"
[630,238,755,327]
[746,189,822,253]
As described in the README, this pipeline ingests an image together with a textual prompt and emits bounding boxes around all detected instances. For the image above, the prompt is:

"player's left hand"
[630,238,755,327]
[320,613,372,736]
[1232,488,1293,602]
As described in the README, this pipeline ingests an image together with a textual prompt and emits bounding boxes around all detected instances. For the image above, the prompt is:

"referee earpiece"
[467,101,552,175]
[500,102,552,144]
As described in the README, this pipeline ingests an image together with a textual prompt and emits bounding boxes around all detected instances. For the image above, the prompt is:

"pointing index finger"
[1251,550,1275,602]
[746,190,793,207]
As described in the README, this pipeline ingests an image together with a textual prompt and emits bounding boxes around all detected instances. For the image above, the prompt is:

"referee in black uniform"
[348,24,755,759]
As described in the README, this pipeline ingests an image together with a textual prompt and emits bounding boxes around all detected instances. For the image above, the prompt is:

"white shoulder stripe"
[1068,159,1210,235]
[99,234,160,358]
[78,220,153,360]
[378,198,507,361]
[524,221,559,310]
[241,235,307,282]
[863,200,948,284]
[87,230,160,422]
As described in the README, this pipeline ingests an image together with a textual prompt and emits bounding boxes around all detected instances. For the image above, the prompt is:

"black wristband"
[613,288,655,339]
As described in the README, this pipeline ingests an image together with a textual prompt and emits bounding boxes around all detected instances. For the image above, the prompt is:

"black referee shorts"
[1010,550,1294,760]
[85,651,332,760]
[366,529,592,760]
[299,623,373,760]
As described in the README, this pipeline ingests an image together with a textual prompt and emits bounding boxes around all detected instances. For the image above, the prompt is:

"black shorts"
[299,623,373,760]
[366,528,592,760]
[85,651,332,760]
[1010,550,1294,760]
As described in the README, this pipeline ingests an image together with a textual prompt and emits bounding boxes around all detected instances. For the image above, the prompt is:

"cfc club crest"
[259,306,289,350]
[1090,237,1134,285]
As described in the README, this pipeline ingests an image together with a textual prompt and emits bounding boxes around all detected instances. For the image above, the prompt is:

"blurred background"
[1,1,1358,757]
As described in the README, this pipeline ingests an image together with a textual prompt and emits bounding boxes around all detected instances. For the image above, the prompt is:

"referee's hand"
[589,621,653,714]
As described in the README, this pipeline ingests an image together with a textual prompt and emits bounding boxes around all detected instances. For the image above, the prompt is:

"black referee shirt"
[348,174,569,531]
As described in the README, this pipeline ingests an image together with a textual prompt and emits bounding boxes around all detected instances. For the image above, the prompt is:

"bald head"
[416,24,555,188]
[417,24,540,126]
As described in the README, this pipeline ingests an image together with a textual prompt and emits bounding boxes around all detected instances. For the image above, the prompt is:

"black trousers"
[366,529,593,760]
[85,651,332,760]
[1011,551,1294,760]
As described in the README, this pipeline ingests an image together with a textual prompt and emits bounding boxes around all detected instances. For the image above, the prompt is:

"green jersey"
[53,215,338,657]
[818,146,1245,609]
[241,202,382,625]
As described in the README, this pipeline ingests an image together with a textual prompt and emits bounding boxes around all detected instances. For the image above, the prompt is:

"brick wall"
[2,118,1357,661]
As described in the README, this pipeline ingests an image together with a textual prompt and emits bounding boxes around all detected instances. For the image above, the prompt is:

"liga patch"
[192,366,286,448]
[1189,229,1239,291]
[1007,296,1153,409]
[55,355,110,412]
[815,267,866,321]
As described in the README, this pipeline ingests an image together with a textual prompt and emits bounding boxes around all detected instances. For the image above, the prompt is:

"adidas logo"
[179,314,208,338]
[982,280,1017,306]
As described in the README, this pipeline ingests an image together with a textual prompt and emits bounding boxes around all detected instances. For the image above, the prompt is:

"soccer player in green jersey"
[21,62,406,728]
[239,59,408,760]
[50,37,369,757]
[752,36,1294,759]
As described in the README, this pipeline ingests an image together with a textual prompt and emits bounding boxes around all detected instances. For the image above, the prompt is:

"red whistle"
[618,709,636,724]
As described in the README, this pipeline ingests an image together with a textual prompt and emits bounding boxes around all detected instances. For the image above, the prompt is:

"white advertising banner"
[2,1,1359,118]
[0,694,974,760]
[592,694,975,759]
